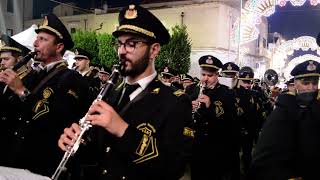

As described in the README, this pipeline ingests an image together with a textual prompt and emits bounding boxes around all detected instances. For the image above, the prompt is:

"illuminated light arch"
[274,36,320,56]
[284,54,320,78]
[271,36,320,76]
[232,0,320,45]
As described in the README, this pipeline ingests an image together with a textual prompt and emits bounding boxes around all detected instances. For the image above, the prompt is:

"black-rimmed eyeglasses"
[114,40,150,53]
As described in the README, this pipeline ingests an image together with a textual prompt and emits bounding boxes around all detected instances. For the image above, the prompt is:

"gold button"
[102,169,108,175]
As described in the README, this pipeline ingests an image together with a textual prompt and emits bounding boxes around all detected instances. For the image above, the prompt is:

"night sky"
[268,3,320,40]
[267,3,320,59]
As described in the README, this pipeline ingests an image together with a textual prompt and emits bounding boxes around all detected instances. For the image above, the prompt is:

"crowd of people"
[0,3,319,180]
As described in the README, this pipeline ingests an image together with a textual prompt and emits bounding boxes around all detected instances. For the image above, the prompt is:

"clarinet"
[12,51,37,71]
[51,63,122,180]
[192,82,207,122]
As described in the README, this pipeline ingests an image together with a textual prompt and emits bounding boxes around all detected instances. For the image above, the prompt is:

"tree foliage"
[71,30,99,65]
[155,25,192,75]
[96,33,118,70]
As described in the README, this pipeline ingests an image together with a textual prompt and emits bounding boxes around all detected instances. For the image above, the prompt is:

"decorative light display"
[235,0,320,45]
[271,36,320,77]
[274,36,320,56]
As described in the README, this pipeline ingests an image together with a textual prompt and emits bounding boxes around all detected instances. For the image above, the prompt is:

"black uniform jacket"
[250,91,320,180]
[185,82,238,172]
[70,77,193,180]
[0,61,90,177]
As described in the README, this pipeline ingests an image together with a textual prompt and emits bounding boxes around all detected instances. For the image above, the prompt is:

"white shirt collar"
[45,60,67,72]
[124,72,157,100]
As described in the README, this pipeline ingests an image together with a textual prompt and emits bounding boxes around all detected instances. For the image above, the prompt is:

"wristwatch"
[19,88,31,101]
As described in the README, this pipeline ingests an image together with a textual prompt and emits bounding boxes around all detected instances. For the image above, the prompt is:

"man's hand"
[58,123,81,151]
[0,69,26,95]
[86,100,129,138]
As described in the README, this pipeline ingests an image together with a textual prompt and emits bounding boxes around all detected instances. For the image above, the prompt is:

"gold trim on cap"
[294,73,320,79]
[238,77,253,80]
[200,64,220,70]
[161,72,173,77]
[0,46,22,53]
[222,70,238,73]
[38,25,63,39]
[118,25,155,38]
[74,55,89,60]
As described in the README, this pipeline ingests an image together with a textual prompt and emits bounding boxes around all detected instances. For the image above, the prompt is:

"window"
[7,0,13,13]
[7,29,13,36]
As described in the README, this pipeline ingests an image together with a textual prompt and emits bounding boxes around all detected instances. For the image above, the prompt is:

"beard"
[119,47,150,78]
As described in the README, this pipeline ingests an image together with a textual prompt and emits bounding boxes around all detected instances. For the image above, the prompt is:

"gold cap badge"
[125,5,138,19]
[206,57,213,64]
[42,16,49,26]
[307,61,316,71]
[227,64,232,70]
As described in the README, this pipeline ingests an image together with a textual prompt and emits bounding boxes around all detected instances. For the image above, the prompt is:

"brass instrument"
[51,62,122,180]
[263,69,279,86]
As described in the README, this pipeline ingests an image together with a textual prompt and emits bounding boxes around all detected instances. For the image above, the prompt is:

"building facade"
[23,0,270,78]
[0,0,33,35]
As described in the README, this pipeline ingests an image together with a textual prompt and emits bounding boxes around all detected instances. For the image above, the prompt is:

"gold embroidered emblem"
[307,61,316,71]
[214,101,224,117]
[67,89,79,99]
[152,88,160,94]
[43,87,53,99]
[42,16,49,26]
[134,123,158,164]
[32,87,53,120]
[227,64,232,70]
[183,127,194,138]
[75,49,79,55]
[174,89,184,97]
[246,74,250,79]
[235,98,244,116]
[124,5,137,19]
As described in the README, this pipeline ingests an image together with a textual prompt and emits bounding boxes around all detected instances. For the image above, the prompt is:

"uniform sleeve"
[249,106,300,180]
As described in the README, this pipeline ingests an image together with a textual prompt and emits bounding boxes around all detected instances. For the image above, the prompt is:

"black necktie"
[37,68,47,80]
[118,83,140,111]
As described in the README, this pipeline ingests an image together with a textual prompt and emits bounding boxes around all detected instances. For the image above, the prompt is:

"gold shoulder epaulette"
[286,91,296,96]
[174,89,184,97]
